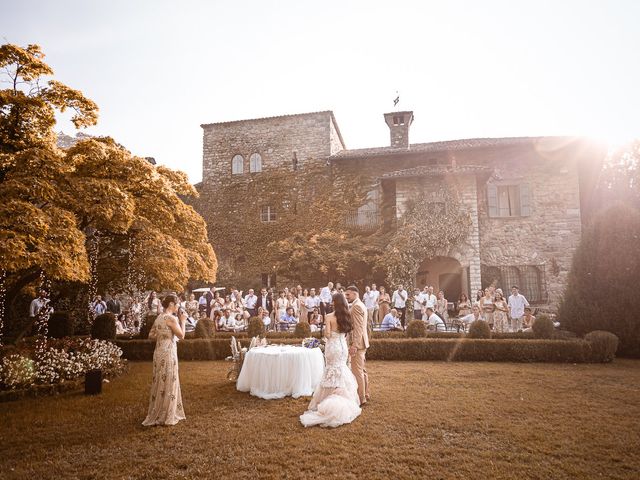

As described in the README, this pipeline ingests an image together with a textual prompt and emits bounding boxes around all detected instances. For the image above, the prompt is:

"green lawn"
[1,360,639,479]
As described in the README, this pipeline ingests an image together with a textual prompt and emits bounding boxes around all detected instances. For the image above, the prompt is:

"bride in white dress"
[300,293,362,428]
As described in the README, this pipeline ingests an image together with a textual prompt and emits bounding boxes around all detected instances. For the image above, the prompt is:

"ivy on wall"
[380,184,471,289]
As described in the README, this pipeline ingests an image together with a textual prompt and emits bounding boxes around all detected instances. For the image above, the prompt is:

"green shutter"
[520,183,531,216]
[487,184,498,217]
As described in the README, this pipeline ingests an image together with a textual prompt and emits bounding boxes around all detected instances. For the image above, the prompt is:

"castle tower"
[383,111,414,148]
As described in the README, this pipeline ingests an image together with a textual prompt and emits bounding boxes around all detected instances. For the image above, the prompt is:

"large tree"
[559,203,640,357]
[0,43,216,334]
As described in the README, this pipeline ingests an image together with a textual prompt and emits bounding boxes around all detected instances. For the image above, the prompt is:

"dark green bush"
[47,312,74,338]
[585,331,619,362]
[371,331,406,339]
[294,321,311,338]
[405,320,427,338]
[247,317,265,337]
[195,318,215,338]
[139,314,157,339]
[559,203,640,357]
[468,320,491,339]
[91,313,116,340]
[532,315,555,339]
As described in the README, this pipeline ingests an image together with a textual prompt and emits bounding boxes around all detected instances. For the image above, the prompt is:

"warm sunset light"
[1,2,639,479]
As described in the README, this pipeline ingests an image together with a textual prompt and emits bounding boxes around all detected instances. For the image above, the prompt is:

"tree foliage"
[0,43,216,317]
[559,203,640,357]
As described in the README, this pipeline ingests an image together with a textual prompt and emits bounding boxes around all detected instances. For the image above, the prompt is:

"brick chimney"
[384,111,414,148]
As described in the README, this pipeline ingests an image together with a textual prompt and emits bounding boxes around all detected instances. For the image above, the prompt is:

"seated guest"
[219,309,236,331]
[522,307,536,332]
[233,312,250,332]
[381,309,403,331]
[279,307,298,331]
[308,307,322,332]
[211,310,222,331]
[424,307,446,332]
[185,314,198,333]
[460,304,483,324]
[257,306,271,329]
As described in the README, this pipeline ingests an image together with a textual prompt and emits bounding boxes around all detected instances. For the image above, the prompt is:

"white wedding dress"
[300,328,362,428]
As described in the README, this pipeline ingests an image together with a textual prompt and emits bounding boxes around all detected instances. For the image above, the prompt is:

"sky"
[2,0,639,182]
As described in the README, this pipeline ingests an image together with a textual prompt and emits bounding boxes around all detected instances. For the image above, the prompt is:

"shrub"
[91,313,116,340]
[247,317,265,337]
[47,312,74,338]
[559,203,640,357]
[294,321,311,338]
[195,318,215,339]
[405,320,427,338]
[0,354,37,389]
[585,331,619,362]
[532,315,555,339]
[468,320,491,339]
[139,314,157,339]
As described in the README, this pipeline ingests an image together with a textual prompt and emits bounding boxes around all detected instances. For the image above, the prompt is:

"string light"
[87,231,100,325]
[0,270,6,347]
[35,271,52,359]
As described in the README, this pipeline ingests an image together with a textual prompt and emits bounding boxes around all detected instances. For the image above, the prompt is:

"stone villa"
[194,110,604,310]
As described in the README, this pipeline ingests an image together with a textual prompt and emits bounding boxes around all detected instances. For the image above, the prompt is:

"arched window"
[232,155,244,174]
[249,153,262,173]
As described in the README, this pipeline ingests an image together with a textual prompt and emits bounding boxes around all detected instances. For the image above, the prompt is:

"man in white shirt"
[424,286,437,310]
[319,282,334,319]
[305,288,320,322]
[381,309,403,331]
[363,286,378,327]
[219,309,236,331]
[30,289,53,317]
[391,285,408,327]
[508,285,529,332]
[411,288,424,321]
[370,283,380,325]
[459,305,483,329]
[243,289,258,317]
[424,307,446,332]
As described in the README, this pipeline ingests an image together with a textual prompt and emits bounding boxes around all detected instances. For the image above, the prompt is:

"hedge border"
[117,338,597,363]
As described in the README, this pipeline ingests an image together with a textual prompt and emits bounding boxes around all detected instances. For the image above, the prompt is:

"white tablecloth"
[236,345,325,399]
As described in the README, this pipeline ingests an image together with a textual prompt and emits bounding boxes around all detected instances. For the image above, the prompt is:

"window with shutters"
[249,153,262,173]
[487,183,531,217]
[231,155,244,174]
[260,205,276,223]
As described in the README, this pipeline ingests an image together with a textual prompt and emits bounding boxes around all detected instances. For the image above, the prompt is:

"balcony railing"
[345,210,382,231]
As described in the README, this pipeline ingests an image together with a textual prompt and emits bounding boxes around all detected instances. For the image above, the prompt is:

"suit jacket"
[349,298,369,350]
[256,293,273,313]
[205,291,215,316]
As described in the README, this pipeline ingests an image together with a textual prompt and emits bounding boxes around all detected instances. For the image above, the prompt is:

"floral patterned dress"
[142,313,186,426]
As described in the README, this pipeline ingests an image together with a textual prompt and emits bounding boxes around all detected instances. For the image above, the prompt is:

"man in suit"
[106,292,122,315]
[256,288,273,318]
[205,287,216,318]
[344,285,370,405]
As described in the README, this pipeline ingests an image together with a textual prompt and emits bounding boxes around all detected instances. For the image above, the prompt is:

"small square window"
[260,205,277,222]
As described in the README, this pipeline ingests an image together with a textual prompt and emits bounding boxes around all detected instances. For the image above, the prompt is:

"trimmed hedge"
[585,331,619,363]
[195,318,215,339]
[91,313,116,340]
[468,320,491,339]
[247,317,265,338]
[406,320,427,338]
[47,312,74,339]
[294,321,311,338]
[532,315,555,339]
[117,337,598,363]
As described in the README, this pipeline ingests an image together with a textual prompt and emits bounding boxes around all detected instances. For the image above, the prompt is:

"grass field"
[1,360,639,480]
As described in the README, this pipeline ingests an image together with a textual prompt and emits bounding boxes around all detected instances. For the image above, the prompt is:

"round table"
[236,345,324,399]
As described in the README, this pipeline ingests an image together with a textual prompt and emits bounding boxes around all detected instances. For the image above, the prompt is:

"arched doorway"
[416,256,464,301]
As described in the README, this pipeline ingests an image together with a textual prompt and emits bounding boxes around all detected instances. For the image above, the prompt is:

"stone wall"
[201,111,337,188]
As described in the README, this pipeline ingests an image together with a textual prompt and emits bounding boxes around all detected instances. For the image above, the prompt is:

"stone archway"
[416,256,464,301]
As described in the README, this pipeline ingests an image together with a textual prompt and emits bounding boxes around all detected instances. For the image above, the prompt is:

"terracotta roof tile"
[330,136,553,160]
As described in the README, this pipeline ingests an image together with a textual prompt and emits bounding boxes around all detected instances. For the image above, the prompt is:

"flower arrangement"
[0,337,126,391]
[302,337,321,349]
